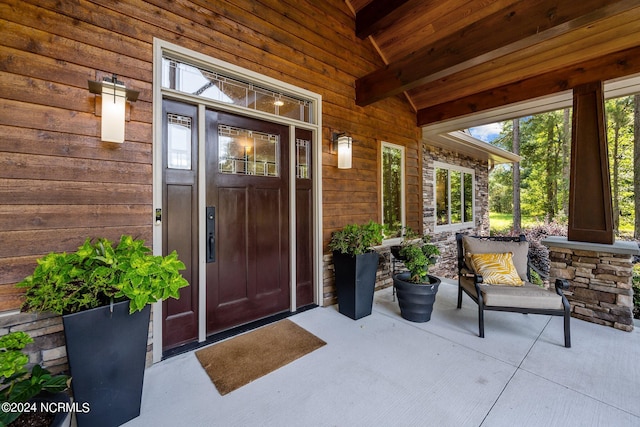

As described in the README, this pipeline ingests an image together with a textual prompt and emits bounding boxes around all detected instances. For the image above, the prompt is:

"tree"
[634,94,640,239]
[606,97,633,233]
[512,118,521,233]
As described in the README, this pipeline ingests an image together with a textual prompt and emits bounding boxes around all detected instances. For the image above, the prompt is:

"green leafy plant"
[399,235,440,283]
[0,331,70,426]
[328,221,384,256]
[17,235,189,315]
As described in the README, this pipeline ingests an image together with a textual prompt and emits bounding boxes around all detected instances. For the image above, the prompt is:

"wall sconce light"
[88,74,139,143]
[332,132,353,169]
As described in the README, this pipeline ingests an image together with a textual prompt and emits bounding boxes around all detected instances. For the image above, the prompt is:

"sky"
[468,122,503,143]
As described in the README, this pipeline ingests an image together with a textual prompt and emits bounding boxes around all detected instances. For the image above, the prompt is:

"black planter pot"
[332,251,379,320]
[393,272,440,322]
[62,301,150,427]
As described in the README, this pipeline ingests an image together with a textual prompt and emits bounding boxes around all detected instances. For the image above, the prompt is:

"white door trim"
[152,38,323,363]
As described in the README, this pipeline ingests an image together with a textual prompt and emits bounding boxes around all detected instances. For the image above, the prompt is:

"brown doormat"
[195,319,326,395]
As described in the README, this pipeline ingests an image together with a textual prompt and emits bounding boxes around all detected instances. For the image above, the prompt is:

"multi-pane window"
[381,143,405,238]
[162,57,312,123]
[435,162,474,228]
[218,125,279,177]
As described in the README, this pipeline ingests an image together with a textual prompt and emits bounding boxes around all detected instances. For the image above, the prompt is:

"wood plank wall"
[0,0,422,312]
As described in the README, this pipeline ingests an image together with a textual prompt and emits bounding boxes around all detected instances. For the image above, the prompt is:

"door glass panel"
[167,114,192,170]
[218,125,279,177]
[296,138,310,179]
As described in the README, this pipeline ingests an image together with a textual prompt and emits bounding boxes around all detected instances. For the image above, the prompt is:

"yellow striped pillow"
[469,252,524,286]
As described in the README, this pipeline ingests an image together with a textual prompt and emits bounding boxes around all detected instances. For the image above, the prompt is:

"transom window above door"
[162,57,313,123]
[218,125,279,177]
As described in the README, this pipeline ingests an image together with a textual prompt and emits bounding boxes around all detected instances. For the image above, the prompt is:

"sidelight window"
[167,114,192,170]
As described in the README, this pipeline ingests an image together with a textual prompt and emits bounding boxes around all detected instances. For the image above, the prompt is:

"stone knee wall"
[545,238,637,331]
[0,309,154,375]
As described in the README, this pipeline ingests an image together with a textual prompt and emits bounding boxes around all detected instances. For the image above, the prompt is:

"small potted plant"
[16,235,189,427]
[390,226,419,261]
[328,221,384,320]
[393,235,441,322]
[1,331,71,427]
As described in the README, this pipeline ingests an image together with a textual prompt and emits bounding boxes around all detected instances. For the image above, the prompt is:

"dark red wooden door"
[205,111,290,334]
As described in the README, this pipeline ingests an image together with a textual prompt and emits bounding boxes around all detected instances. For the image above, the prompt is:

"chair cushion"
[459,276,563,310]
[469,252,523,286]
[462,236,529,281]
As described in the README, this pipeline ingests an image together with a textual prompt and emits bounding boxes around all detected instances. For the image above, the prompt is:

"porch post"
[568,81,614,244]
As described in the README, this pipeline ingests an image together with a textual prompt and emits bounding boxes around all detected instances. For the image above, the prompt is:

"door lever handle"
[206,207,215,263]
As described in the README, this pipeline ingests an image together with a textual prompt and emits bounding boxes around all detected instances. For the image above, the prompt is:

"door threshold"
[162,304,318,360]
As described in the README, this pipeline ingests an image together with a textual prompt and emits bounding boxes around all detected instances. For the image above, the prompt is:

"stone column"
[543,236,639,332]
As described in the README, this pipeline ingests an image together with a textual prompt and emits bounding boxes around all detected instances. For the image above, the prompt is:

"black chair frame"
[455,233,571,348]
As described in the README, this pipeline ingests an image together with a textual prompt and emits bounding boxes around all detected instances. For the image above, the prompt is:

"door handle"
[206,206,215,263]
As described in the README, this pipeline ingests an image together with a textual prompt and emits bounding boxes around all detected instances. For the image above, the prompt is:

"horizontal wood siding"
[0,0,421,312]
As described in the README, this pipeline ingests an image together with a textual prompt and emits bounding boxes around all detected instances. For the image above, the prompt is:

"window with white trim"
[381,142,405,238]
[434,162,474,229]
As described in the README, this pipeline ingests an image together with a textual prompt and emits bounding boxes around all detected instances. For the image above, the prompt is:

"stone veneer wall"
[544,237,639,332]
[0,309,154,375]
[423,145,490,279]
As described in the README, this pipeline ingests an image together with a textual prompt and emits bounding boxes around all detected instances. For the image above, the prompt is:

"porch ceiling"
[348,0,640,126]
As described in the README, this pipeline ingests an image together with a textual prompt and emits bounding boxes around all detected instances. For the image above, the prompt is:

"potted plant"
[389,226,419,261]
[16,235,189,427]
[393,235,441,322]
[1,331,71,427]
[328,221,383,320]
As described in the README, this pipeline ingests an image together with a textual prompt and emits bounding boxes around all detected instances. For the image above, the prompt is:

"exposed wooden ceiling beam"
[355,0,414,39]
[356,0,638,107]
[416,45,640,125]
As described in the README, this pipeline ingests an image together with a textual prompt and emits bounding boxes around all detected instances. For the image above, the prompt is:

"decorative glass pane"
[218,125,279,177]
[167,114,191,170]
[296,138,310,179]
[163,57,313,123]
[464,173,473,223]
[436,168,449,226]
[382,146,402,236]
[451,171,462,224]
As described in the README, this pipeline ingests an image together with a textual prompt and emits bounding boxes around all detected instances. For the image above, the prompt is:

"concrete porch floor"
[123,279,640,427]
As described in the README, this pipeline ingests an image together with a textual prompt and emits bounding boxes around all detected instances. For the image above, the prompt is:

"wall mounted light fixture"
[88,74,139,143]
[332,132,353,169]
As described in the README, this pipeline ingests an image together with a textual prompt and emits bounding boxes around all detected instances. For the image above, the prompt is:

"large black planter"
[333,251,379,320]
[393,273,440,322]
[62,301,150,427]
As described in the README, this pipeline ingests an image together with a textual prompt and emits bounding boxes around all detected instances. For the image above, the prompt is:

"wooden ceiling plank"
[416,45,640,125]
[376,0,519,61]
[355,0,414,39]
[411,15,640,109]
[356,0,639,107]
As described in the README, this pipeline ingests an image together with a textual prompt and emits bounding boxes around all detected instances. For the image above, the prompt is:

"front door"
[205,111,290,334]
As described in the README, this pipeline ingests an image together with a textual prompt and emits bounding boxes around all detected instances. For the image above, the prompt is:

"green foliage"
[488,95,638,234]
[328,221,384,256]
[0,331,70,426]
[17,235,190,315]
[399,236,440,283]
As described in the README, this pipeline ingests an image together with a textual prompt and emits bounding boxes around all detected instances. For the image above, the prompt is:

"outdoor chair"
[455,233,571,348]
